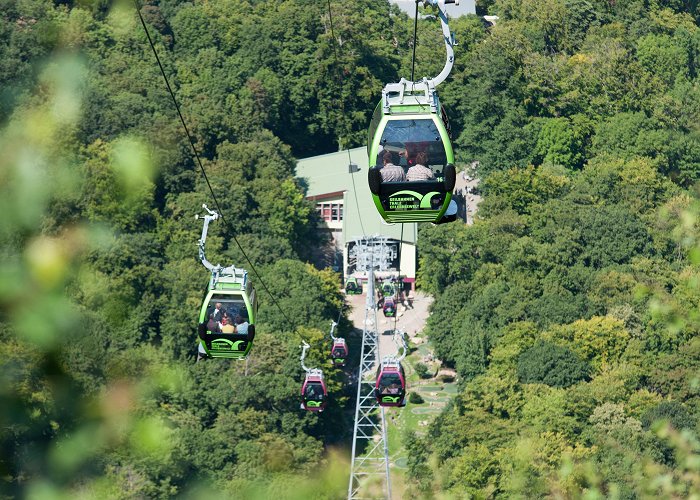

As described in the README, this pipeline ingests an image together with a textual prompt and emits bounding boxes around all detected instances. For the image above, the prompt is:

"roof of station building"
[296,147,417,244]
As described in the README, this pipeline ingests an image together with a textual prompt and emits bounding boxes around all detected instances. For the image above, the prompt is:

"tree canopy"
[2,0,700,497]
[412,0,700,496]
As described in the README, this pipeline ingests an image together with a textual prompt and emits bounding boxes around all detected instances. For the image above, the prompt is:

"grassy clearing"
[384,336,458,493]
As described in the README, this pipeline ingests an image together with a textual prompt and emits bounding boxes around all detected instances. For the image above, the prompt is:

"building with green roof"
[296,147,418,288]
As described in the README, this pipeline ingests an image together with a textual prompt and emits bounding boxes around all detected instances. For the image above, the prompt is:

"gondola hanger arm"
[195,204,220,272]
[418,0,458,88]
[300,341,311,373]
[394,329,408,362]
[195,204,246,284]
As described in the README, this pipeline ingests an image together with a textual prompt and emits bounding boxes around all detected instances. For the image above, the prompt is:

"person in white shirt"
[380,151,406,182]
[406,151,435,181]
[234,314,249,336]
[212,302,223,320]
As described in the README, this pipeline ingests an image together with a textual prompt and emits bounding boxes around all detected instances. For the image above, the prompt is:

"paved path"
[454,167,482,225]
[345,291,433,360]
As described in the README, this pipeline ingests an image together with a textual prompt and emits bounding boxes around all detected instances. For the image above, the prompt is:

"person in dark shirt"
[206,313,220,332]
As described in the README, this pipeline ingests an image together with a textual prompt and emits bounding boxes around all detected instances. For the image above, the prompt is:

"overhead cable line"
[327,0,367,237]
[392,223,404,333]
[348,149,367,237]
[134,2,295,328]
[326,0,342,97]
[327,1,406,312]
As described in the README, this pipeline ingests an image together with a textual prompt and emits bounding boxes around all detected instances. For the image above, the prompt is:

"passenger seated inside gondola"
[213,302,223,321]
[234,314,248,336]
[379,151,406,182]
[220,315,235,333]
[407,151,435,182]
[205,297,249,327]
[206,314,220,333]
[378,120,447,173]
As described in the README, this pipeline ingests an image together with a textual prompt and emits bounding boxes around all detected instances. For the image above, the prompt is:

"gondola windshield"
[378,373,403,394]
[204,294,249,328]
[378,118,447,177]
[304,381,325,402]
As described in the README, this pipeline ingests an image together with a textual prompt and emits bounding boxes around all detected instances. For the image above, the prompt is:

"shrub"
[641,401,696,431]
[409,392,424,404]
[517,340,590,388]
[415,362,431,379]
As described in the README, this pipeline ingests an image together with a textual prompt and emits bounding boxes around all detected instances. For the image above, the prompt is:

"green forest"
[1,0,699,498]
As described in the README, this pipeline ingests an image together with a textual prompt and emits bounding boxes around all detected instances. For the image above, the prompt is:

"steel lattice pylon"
[348,238,393,499]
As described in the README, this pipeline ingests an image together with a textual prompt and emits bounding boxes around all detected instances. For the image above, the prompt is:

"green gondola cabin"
[381,280,397,298]
[345,276,363,295]
[197,269,257,360]
[367,79,456,224]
